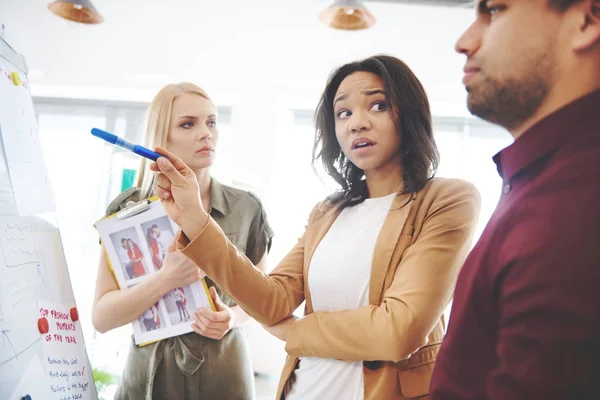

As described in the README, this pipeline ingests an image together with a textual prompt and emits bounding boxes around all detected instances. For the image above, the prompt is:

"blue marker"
[91,128,165,161]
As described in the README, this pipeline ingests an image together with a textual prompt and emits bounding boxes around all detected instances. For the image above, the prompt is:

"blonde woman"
[92,83,273,399]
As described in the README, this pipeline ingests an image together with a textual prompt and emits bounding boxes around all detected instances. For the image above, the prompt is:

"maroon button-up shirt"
[430,89,600,399]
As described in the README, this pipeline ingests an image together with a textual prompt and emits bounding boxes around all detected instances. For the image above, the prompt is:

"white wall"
[1,0,473,107]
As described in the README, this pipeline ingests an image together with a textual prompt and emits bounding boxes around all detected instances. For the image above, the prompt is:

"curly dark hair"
[313,54,439,209]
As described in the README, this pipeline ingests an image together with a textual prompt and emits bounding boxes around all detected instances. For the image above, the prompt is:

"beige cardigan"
[178,177,480,399]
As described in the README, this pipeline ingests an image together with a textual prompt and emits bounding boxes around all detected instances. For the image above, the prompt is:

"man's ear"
[572,0,600,52]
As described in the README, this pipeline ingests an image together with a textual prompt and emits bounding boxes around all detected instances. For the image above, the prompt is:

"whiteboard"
[0,34,97,400]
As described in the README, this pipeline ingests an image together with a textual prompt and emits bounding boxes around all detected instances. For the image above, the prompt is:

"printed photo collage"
[95,200,213,345]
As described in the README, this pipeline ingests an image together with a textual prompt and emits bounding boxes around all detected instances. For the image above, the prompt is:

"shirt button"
[503,183,512,195]
[363,361,381,370]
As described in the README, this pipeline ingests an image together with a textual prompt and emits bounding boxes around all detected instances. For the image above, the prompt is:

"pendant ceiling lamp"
[319,0,376,31]
[48,0,104,24]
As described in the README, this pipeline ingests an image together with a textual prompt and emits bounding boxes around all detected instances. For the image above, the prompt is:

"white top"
[156,229,174,257]
[118,246,130,265]
[286,193,396,400]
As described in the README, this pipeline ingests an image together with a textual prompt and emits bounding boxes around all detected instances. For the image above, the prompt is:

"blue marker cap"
[91,128,166,162]
[91,127,117,145]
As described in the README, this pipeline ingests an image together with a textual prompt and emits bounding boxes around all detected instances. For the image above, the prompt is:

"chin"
[187,159,214,170]
[466,92,485,114]
[467,97,490,120]
[349,159,378,172]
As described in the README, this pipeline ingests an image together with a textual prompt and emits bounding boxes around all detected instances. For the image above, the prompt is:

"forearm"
[178,217,305,326]
[285,304,425,362]
[262,316,297,342]
[92,273,169,333]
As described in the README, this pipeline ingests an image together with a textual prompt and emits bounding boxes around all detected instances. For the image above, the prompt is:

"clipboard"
[95,196,215,347]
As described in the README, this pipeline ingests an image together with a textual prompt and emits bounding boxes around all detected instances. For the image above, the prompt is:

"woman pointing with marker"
[151,55,480,400]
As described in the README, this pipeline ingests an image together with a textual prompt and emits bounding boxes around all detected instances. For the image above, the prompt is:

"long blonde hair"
[136,82,213,198]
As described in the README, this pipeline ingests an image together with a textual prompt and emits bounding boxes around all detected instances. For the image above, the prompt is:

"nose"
[349,110,371,133]
[455,21,482,57]
[197,126,212,142]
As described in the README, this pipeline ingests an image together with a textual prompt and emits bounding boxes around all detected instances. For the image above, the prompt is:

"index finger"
[156,147,190,171]
[154,157,186,186]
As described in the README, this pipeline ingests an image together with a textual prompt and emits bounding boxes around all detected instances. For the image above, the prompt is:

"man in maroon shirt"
[430,0,600,399]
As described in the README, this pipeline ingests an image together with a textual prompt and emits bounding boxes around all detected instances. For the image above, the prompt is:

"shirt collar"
[210,178,229,216]
[493,89,600,182]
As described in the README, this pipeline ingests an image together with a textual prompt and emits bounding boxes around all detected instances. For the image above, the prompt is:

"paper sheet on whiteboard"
[0,60,55,216]
[38,300,95,400]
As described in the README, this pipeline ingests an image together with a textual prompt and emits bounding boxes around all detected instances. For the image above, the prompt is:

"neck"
[194,168,212,212]
[364,156,404,198]
[511,70,600,139]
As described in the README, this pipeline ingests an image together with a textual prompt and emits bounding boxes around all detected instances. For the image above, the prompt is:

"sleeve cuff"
[176,215,212,252]
[284,317,310,358]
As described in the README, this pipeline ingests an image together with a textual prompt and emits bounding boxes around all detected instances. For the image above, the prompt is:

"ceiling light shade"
[319,0,376,31]
[48,0,104,24]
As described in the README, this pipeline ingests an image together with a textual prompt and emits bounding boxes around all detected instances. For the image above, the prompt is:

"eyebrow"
[177,114,216,121]
[477,0,489,13]
[177,115,198,121]
[333,94,347,105]
[364,89,386,97]
[333,89,386,105]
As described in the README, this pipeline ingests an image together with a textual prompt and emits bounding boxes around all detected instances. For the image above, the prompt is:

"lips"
[352,137,375,150]
[196,146,213,153]
[462,65,480,85]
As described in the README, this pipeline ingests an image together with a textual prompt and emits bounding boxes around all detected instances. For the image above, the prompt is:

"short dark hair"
[313,54,439,209]
[121,238,127,243]
[151,224,159,229]
[547,0,583,11]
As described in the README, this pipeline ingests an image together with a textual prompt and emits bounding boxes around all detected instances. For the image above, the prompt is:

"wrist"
[152,268,173,294]
[179,210,209,241]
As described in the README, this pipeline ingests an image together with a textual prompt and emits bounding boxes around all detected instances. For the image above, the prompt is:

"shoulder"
[219,183,267,216]
[417,177,481,211]
[304,198,340,224]
[411,177,481,231]
[104,187,143,217]
[419,177,480,200]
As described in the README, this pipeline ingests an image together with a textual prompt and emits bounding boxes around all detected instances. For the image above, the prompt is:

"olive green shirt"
[105,179,273,400]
